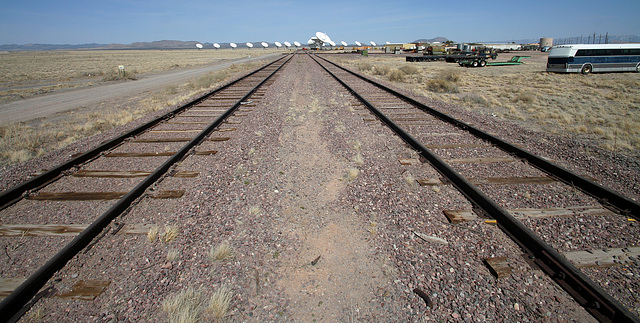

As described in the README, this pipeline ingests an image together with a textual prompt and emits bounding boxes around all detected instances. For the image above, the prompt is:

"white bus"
[546,44,640,74]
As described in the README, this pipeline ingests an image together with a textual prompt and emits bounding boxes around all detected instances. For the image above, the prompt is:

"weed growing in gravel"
[24,305,45,322]
[162,225,179,243]
[147,225,159,243]
[403,172,418,188]
[353,153,364,166]
[209,241,233,262]
[346,167,360,181]
[207,286,232,319]
[368,222,378,235]
[162,287,202,323]
[248,206,261,216]
[166,248,180,261]
[351,140,362,151]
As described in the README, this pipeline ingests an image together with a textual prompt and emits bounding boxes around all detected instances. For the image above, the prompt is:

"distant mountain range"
[1,35,638,51]
[0,40,266,51]
[412,37,450,44]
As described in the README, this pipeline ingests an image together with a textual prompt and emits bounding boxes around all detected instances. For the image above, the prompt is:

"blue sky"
[1,0,639,45]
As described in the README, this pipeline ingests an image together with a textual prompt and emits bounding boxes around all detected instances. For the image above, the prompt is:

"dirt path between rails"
[0,54,279,124]
[270,57,396,320]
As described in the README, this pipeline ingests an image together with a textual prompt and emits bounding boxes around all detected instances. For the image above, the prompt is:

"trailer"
[458,55,530,68]
[406,52,498,63]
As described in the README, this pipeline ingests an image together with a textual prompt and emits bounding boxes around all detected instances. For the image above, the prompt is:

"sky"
[1,0,639,45]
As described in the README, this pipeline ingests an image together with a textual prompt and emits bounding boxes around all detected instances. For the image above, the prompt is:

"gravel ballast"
[1,53,639,321]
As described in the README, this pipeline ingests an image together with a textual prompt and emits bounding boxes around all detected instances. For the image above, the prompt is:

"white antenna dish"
[328,41,336,47]
[196,43,203,49]
[315,31,331,43]
[246,42,254,48]
[307,38,315,45]
[355,41,362,46]
[385,41,391,45]
[293,41,301,47]
[230,42,237,49]
[213,43,220,49]
[341,41,348,47]
[274,42,282,48]
[370,41,377,46]
[261,42,268,48]
[283,41,291,47]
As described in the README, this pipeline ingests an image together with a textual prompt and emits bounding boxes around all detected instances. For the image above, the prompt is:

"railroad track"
[0,53,293,321]
[310,53,640,322]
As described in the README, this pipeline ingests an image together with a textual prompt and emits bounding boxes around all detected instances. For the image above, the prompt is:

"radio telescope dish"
[370,41,377,46]
[355,41,362,46]
[328,41,336,47]
[246,42,254,48]
[261,42,268,48]
[283,41,291,47]
[196,43,203,49]
[341,41,348,47]
[230,42,237,49]
[293,41,301,47]
[213,43,220,49]
[274,42,282,48]
[315,31,331,43]
[307,38,316,45]
[385,41,391,45]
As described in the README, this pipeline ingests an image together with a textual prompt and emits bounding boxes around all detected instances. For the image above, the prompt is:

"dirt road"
[0,54,280,124]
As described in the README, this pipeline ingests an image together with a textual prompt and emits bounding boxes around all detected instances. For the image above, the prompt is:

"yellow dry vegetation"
[337,51,640,156]
[0,52,267,165]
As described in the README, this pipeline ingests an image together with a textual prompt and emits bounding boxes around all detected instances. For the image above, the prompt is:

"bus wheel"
[581,64,592,74]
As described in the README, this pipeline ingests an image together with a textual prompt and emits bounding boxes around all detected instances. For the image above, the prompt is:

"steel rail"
[0,54,293,321]
[0,55,288,211]
[310,53,639,323]
[314,54,640,221]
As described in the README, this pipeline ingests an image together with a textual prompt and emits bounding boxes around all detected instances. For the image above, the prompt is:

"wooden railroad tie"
[105,151,216,157]
[484,247,640,278]
[132,137,229,143]
[399,157,514,165]
[72,170,199,178]
[0,278,110,300]
[28,190,185,201]
[443,206,615,224]
[0,223,155,237]
[417,176,556,186]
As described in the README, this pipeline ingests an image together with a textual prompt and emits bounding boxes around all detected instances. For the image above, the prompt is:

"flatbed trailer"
[406,52,497,63]
[459,55,531,68]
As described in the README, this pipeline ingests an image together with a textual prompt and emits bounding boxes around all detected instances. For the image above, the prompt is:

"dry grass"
[403,172,418,188]
[0,57,262,166]
[207,286,232,319]
[0,49,276,100]
[341,51,640,156]
[147,225,159,243]
[166,248,180,261]
[162,225,179,243]
[346,167,360,181]
[208,241,233,262]
[353,153,364,165]
[162,288,203,323]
